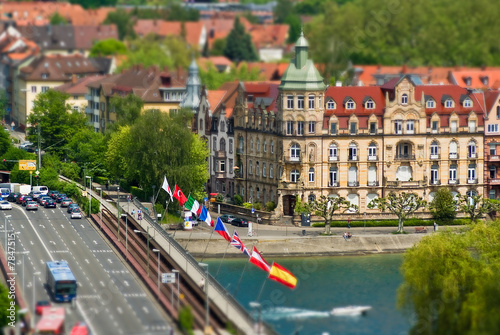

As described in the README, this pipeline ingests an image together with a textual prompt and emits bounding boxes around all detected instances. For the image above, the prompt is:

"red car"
[35,300,51,315]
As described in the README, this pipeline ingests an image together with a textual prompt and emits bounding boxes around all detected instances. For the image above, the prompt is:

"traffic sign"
[19,160,36,171]
[251,207,255,214]
[162,273,176,284]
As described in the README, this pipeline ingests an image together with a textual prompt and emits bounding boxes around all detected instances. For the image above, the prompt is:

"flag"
[173,185,187,206]
[214,217,231,242]
[162,175,173,201]
[230,231,250,256]
[249,247,271,272]
[198,205,214,226]
[269,262,297,289]
[185,195,200,215]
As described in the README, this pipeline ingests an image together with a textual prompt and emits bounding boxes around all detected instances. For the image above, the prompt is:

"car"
[70,321,90,335]
[61,198,72,207]
[71,208,82,219]
[0,201,12,210]
[26,201,38,211]
[219,214,236,223]
[35,300,51,315]
[21,196,32,206]
[231,218,249,227]
[19,141,33,150]
[44,199,56,208]
[67,203,79,213]
[16,194,26,204]
[29,191,42,200]
[55,194,67,203]
[48,190,60,199]
[7,192,19,202]
[38,196,50,205]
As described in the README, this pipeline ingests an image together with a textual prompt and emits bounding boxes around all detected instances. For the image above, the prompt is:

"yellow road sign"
[19,160,36,171]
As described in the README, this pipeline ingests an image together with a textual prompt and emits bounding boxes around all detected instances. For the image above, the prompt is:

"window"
[432,120,438,132]
[348,166,358,185]
[497,105,500,119]
[348,143,357,160]
[220,160,225,172]
[449,165,457,181]
[346,100,355,109]
[229,159,233,174]
[401,94,408,105]
[427,99,435,108]
[308,121,315,134]
[308,194,316,202]
[450,120,457,133]
[297,95,304,109]
[327,100,335,109]
[213,137,217,150]
[490,166,496,179]
[256,139,260,152]
[290,144,300,161]
[368,143,377,160]
[406,120,414,134]
[489,189,496,199]
[220,120,225,132]
[290,169,300,183]
[220,138,226,151]
[490,145,496,156]
[238,137,244,153]
[488,124,499,133]
[370,122,377,134]
[41,86,49,93]
[263,163,266,177]
[445,99,453,108]
[308,95,315,109]
[449,141,458,159]
[430,165,439,184]
[286,121,293,135]
[263,140,267,153]
[308,168,315,182]
[329,167,338,186]
[431,141,439,158]
[464,98,472,107]
[270,164,273,178]
[350,122,357,135]
[468,165,476,181]
[250,138,254,151]
[249,161,253,175]
[469,120,476,132]
[329,144,338,161]
[229,139,233,154]
[394,120,402,134]
[366,100,374,109]
[256,162,260,176]
[73,105,79,111]
[287,95,293,109]
[330,123,337,135]
[271,140,274,153]
[297,121,304,135]
[31,86,36,93]
[468,141,476,158]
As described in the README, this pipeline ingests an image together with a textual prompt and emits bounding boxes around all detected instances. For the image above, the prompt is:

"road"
[1,201,171,335]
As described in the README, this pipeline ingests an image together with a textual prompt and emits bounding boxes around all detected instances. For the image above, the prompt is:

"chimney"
[335,81,342,87]
[401,64,407,74]
[72,74,77,84]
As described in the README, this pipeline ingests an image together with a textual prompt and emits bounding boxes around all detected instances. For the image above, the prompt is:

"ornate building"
[483,90,500,199]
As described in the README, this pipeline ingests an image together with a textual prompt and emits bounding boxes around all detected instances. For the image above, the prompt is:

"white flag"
[162,175,173,201]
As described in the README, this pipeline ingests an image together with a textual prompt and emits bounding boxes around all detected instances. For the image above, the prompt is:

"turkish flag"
[173,185,188,206]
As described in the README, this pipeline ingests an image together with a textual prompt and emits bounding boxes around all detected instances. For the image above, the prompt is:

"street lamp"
[96,187,103,231]
[134,227,152,276]
[152,249,160,298]
[16,251,29,294]
[86,176,92,216]
[198,262,210,334]
[121,214,129,256]
[249,301,262,335]
[117,185,120,241]
[4,214,11,249]
[32,271,41,329]
[172,269,180,310]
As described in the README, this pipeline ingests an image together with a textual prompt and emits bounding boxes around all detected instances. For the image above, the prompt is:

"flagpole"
[215,242,231,278]
[200,228,215,263]
[233,252,251,296]
[256,278,267,302]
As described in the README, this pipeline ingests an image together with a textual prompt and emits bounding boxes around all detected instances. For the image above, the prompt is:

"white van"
[32,185,48,195]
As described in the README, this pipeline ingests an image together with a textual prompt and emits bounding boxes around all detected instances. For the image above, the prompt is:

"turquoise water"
[206,254,411,335]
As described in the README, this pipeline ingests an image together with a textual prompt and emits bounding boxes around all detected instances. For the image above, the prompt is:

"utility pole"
[37,123,41,169]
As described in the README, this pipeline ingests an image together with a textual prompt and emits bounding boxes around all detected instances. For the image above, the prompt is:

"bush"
[254,202,262,210]
[130,186,146,201]
[215,193,224,202]
[233,194,243,206]
[94,176,108,185]
[178,306,194,335]
[265,201,276,212]
[242,202,252,209]
[311,218,469,228]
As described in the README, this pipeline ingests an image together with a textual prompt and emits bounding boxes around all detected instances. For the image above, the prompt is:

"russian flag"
[214,217,231,242]
[230,231,250,256]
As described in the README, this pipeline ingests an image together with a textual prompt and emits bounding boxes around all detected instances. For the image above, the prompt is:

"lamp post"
[121,214,128,256]
[16,251,29,294]
[4,214,11,249]
[96,187,102,231]
[134,227,151,276]
[249,302,262,335]
[117,185,120,241]
[86,176,92,216]
[172,269,180,310]
[32,271,41,329]
[152,249,160,298]
[198,262,210,334]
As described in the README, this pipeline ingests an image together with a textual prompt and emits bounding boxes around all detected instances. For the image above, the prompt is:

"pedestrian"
[347,218,351,229]
[105,180,109,191]
[343,232,347,241]
[131,209,135,218]
[138,209,142,220]
[199,277,205,290]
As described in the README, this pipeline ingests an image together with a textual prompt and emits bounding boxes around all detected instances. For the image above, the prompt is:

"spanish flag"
[268,262,297,289]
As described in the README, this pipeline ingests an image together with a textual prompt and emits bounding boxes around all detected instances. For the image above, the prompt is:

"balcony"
[430,154,440,160]
[347,181,359,187]
[489,178,500,185]
[488,155,500,162]
[467,178,478,184]
[93,95,100,103]
[430,180,441,186]
[236,148,244,155]
[468,153,477,159]
[285,156,301,164]
[215,150,226,158]
[448,179,459,185]
[395,154,415,160]
[93,109,99,116]
[368,155,378,161]
[348,156,358,161]
[85,107,93,114]
[328,156,338,162]
[367,181,379,186]
[449,153,459,159]
[386,180,425,188]
[93,121,99,129]
[328,181,339,187]
[84,94,92,101]
[215,171,226,179]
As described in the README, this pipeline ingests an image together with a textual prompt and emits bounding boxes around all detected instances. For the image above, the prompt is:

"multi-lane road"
[1,201,171,334]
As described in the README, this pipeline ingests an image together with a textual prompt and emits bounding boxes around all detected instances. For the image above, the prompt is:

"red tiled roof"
[207,90,227,113]
[449,69,500,89]
[325,86,385,116]
[243,81,279,113]
[245,62,288,81]
[133,20,205,49]
[54,75,106,95]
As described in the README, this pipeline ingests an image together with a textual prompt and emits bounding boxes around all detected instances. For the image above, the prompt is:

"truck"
[32,185,49,195]
[14,184,31,195]
[0,183,19,193]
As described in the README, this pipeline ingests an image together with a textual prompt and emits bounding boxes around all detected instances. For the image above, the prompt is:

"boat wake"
[262,307,331,321]
[331,305,372,316]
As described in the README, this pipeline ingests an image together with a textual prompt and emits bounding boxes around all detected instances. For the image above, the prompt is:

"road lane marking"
[123,281,129,287]
[117,307,123,314]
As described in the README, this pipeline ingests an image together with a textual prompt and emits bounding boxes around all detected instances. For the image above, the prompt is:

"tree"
[166,4,200,22]
[0,90,9,123]
[199,62,262,90]
[273,0,294,24]
[65,128,106,171]
[429,187,457,224]
[104,9,135,40]
[26,90,88,158]
[284,14,301,44]
[210,38,226,56]
[0,283,13,328]
[0,127,11,157]
[398,220,500,334]
[108,94,144,130]
[293,195,311,216]
[69,0,117,9]
[89,39,127,57]
[458,193,498,223]
[310,195,353,235]
[49,12,67,25]
[223,17,258,63]
[105,125,133,182]
[368,192,426,233]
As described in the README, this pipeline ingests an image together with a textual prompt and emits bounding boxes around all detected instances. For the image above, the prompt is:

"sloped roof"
[245,62,288,81]
[414,85,485,116]
[325,86,385,116]
[210,81,239,118]
[449,69,500,89]
[54,75,105,95]
[133,20,205,49]
[243,81,279,114]
[73,25,118,50]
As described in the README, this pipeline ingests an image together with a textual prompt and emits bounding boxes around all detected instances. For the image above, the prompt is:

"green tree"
[89,39,127,57]
[109,94,144,130]
[105,125,133,182]
[273,0,293,24]
[368,192,426,233]
[311,195,352,235]
[398,220,500,334]
[210,38,226,56]
[0,127,11,157]
[104,9,135,40]
[458,193,498,223]
[166,4,200,22]
[223,17,258,63]
[26,90,88,158]
[284,14,301,44]
[0,283,13,328]
[49,12,67,25]
[293,195,311,216]
[69,0,118,9]
[199,62,262,90]
[65,128,106,172]
[0,91,9,123]
[429,187,457,224]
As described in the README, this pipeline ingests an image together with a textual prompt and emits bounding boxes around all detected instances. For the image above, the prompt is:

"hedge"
[312,218,470,228]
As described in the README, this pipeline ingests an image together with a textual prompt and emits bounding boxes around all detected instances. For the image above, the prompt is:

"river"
[206,254,411,335]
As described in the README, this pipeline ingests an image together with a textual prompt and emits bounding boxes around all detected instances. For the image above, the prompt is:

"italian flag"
[184,195,200,216]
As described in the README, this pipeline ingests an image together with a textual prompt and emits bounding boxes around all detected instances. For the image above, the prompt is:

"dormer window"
[41,73,49,79]
[426,99,435,108]
[401,94,408,105]
[365,99,374,109]
[463,98,472,108]
[481,76,489,86]
[327,100,335,109]
[247,95,253,102]
[445,99,453,108]
[346,99,355,109]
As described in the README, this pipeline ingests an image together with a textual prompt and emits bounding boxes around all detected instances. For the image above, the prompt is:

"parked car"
[61,198,72,207]
[7,192,20,202]
[16,195,26,204]
[44,199,56,208]
[67,204,79,213]
[219,214,237,223]
[71,208,82,219]
[38,196,50,205]
[0,201,12,210]
[21,196,33,206]
[231,218,249,227]
[56,194,67,203]
[26,201,38,211]
[35,300,51,315]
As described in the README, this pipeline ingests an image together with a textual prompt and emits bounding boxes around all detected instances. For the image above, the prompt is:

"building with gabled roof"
[133,20,207,51]
[449,69,500,90]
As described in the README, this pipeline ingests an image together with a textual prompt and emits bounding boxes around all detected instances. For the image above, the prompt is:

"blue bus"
[46,261,77,302]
